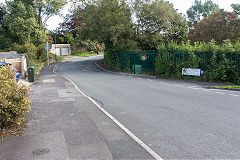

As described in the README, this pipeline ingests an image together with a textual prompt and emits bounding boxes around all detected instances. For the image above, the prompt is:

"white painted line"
[159,82,167,85]
[53,64,163,160]
[137,77,142,80]
[200,89,212,92]
[214,92,224,95]
[42,79,56,83]
[148,79,154,82]
[187,86,198,89]
[173,84,184,87]
[222,90,240,94]
[191,88,201,90]
[230,94,240,97]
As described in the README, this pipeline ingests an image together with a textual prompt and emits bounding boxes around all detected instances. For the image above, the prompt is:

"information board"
[182,68,204,77]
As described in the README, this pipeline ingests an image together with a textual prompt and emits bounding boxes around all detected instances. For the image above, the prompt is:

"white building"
[50,44,71,56]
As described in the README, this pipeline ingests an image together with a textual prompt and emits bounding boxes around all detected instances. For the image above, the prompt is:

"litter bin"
[28,66,34,82]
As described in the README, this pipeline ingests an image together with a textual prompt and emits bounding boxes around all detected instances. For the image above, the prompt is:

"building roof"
[0,51,21,59]
[51,44,71,47]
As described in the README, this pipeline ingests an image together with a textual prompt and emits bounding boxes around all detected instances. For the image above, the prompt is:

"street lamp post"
[55,32,57,62]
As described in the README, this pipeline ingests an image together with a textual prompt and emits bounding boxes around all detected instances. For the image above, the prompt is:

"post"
[133,51,136,74]
[47,50,49,66]
[178,48,181,64]
[55,32,57,62]
[153,50,155,76]
[45,41,50,66]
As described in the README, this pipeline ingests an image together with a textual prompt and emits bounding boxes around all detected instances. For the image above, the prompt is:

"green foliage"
[104,50,121,71]
[231,3,240,15]
[13,43,38,60]
[72,51,103,57]
[35,0,66,29]
[187,0,219,27]
[134,0,188,49]
[0,66,31,127]
[81,40,97,52]
[155,41,240,84]
[213,85,240,88]
[188,10,240,44]
[0,5,4,25]
[0,27,13,51]
[0,0,66,65]
[4,1,41,44]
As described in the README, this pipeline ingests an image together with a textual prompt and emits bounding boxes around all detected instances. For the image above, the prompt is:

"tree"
[3,1,41,44]
[34,0,66,30]
[0,6,4,26]
[231,3,240,15]
[134,0,187,49]
[188,10,240,44]
[61,0,135,50]
[187,0,218,27]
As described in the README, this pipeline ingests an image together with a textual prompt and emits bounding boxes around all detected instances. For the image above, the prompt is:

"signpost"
[45,41,50,66]
[182,68,204,77]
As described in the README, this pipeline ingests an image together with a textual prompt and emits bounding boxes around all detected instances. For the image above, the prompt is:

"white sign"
[45,41,50,52]
[182,68,204,77]
[141,56,147,61]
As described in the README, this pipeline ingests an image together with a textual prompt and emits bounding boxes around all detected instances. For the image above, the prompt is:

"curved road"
[57,56,240,159]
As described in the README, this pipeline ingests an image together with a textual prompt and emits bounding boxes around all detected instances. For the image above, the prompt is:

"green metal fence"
[118,50,240,77]
[119,51,157,76]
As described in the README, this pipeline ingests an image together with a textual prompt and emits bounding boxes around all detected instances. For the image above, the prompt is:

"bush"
[0,66,31,127]
[13,43,38,60]
[156,40,240,84]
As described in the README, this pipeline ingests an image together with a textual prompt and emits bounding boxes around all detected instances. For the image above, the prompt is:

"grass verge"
[72,51,104,57]
[213,86,240,88]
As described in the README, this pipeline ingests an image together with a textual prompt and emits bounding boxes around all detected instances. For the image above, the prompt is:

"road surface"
[57,56,240,159]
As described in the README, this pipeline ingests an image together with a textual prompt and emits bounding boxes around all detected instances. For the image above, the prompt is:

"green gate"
[119,51,157,76]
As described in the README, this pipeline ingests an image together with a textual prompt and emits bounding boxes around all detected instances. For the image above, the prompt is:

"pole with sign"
[45,41,50,66]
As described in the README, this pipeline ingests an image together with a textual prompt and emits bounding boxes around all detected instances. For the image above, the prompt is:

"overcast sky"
[0,0,239,30]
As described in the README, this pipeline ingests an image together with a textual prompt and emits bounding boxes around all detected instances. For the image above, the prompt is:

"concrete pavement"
[0,64,153,160]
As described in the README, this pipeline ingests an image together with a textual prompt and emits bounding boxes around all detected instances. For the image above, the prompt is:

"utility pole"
[55,32,57,62]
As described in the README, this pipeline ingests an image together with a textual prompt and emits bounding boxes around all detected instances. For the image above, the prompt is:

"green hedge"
[155,40,240,84]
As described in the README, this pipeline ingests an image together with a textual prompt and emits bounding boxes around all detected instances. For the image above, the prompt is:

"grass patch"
[213,86,240,88]
[72,51,104,57]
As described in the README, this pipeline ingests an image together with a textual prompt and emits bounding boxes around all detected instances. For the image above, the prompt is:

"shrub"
[156,40,240,84]
[13,43,38,60]
[0,66,31,127]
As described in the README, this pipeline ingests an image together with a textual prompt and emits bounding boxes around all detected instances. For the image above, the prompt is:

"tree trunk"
[38,7,42,30]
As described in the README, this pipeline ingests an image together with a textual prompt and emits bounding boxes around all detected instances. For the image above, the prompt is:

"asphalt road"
[57,56,240,159]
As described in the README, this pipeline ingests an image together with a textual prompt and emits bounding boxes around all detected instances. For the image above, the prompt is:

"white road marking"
[230,94,240,97]
[214,92,224,95]
[148,79,153,82]
[191,88,201,90]
[173,84,184,87]
[187,86,198,89]
[159,82,167,85]
[42,79,56,83]
[222,90,240,94]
